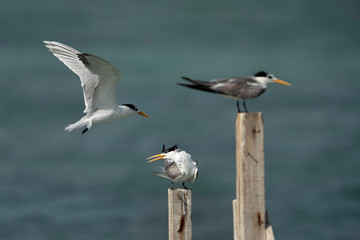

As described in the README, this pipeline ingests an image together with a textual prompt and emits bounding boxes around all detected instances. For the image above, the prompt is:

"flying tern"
[147,145,198,189]
[178,71,291,112]
[44,41,149,134]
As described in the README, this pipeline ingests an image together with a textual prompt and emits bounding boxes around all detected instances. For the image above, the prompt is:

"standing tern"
[147,145,199,189]
[44,41,150,134]
[177,71,291,112]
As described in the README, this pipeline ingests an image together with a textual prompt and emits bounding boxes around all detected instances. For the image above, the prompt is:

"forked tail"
[65,116,89,132]
[177,76,217,93]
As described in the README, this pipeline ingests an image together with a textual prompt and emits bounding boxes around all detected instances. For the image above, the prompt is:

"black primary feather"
[178,76,217,94]
[77,53,91,66]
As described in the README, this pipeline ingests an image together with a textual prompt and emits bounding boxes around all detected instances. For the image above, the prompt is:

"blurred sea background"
[1,0,360,239]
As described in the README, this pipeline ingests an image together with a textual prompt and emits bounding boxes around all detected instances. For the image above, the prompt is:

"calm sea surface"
[1,0,359,239]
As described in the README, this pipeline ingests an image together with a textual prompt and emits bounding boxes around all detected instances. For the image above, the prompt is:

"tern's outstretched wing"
[44,41,121,113]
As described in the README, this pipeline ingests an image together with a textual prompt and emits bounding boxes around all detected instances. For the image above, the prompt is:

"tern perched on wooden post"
[147,145,199,189]
[44,41,150,134]
[177,71,291,112]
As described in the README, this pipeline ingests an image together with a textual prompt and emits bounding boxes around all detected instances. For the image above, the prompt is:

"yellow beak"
[138,111,150,118]
[273,79,291,86]
[147,153,166,163]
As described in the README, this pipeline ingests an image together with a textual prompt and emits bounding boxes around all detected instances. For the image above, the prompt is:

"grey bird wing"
[208,77,265,99]
[44,41,121,113]
[212,77,266,99]
[164,160,183,180]
[209,77,253,95]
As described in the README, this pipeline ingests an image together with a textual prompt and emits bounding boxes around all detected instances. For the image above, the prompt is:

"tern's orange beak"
[273,79,291,86]
[147,153,166,163]
[138,111,150,118]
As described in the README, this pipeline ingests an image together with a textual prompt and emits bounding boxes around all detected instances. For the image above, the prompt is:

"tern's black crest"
[254,71,268,77]
[122,104,138,111]
[164,145,178,153]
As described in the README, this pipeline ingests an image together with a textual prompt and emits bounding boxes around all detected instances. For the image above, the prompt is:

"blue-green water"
[1,0,360,239]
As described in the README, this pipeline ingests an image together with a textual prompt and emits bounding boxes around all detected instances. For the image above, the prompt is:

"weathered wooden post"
[232,112,275,240]
[168,189,192,240]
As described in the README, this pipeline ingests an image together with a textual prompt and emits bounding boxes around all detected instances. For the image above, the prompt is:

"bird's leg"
[170,181,174,190]
[243,101,248,112]
[182,182,189,190]
[82,128,88,134]
[236,100,241,113]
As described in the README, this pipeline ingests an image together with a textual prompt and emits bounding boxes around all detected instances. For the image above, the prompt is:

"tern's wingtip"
[181,76,191,80]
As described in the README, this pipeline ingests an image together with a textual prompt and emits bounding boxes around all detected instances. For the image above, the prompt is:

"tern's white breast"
[90,108,135,125]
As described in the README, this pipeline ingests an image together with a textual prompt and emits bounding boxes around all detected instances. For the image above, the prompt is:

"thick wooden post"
[233,112,270,240]
[168,189,192,240]
[265,211,275,240]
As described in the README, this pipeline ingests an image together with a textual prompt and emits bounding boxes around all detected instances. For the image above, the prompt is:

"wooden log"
[232,199,239,239]
[168,188,192,240]
[233,112,266,240]
[265,211,275,240]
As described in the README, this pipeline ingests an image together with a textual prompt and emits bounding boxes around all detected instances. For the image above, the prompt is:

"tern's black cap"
[254,71,268,77]
[164,145,178,153]
[122,104,138,111]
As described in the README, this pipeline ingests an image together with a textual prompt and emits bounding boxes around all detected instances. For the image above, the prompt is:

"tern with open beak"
[177,71,291,112]
[44,41,150,134]
[147,145,199,189]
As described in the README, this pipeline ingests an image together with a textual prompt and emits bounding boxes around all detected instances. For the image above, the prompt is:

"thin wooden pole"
[168,189,192,240]
[265,211,275,240]
[233,112,270,240]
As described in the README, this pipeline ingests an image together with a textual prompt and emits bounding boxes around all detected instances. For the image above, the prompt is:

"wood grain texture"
[168,189,192,240]
[233,199,239,240]
[265,211,275,240]
[234,112,266,240]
